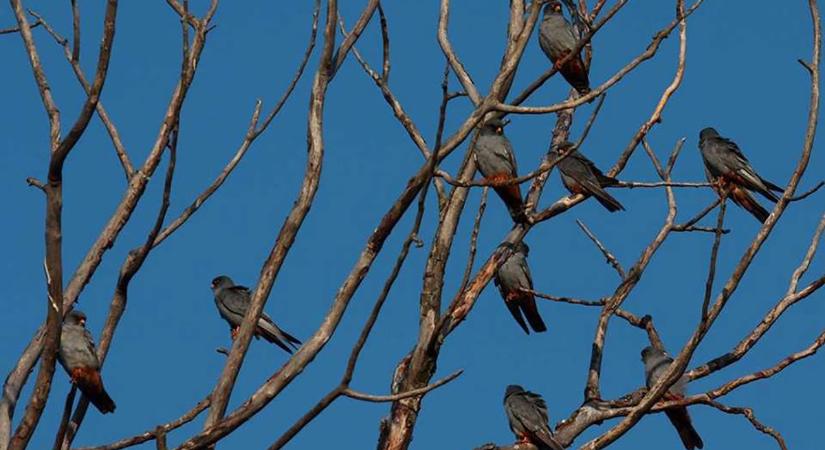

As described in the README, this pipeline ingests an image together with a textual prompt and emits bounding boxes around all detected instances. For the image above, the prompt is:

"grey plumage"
[698,127,783,222]
[539,1,590,95]
[552,142,624,212]
[211,275,301,354]
[59,310,116,413]
[474,119,527,222]
[641,346,704,449]
[504,385,563,450]
[494,242,547,334]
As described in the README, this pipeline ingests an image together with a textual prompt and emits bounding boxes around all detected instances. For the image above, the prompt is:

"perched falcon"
[539,0,590,95]
[58,310,116,414]
[504,385,563,450]
[698,127,783,223]
[494,241,547,334]
[552,142,624,212]
[641,346,704,449]
[211,275,301,354]
[474,118,527,223]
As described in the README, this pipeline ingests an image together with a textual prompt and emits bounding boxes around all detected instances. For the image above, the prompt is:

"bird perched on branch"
[641,346,704,449]
[551,141,624,212]
[474,118,527,223]
[58,310,116,414]
[494,241,547,334]
[504,385,563,450]
[698,127,783,223]
[211,275,301,354]
[539,0,591,96]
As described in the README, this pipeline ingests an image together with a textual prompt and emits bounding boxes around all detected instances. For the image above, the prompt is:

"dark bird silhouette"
[211,275,301,354]
[504,385,564,450]
[539,0,590,95]
[552,141,624,212]
[494,241,547,334]
[698,127,783,223]
[474,119,527,223]
[641,346,704,449]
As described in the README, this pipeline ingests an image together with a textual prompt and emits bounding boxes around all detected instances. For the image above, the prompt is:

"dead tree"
[1,1,821,449]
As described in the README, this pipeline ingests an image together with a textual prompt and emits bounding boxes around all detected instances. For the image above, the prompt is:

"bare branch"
[201,0,340,430]
[458,188,488,294]
[0,18,40,35]
[73,396,210,450]
[704,401,788,450]
[576,220,625,279]
[342,370,463,403]
[701,198,726,318]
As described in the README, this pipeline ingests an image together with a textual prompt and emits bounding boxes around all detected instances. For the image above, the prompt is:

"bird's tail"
[504,300,530,334]
[759,177,784,202]
[591,187,624,212]
[730,187,770,223]
[560,57,591,96]
[520,294,548,333]
[258,319,301,354]
[665,407,704,449]
[493,183,527,223]
[72,367,116,414]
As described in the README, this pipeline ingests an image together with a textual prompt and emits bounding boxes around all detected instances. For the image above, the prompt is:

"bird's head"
[514,240,530,256]
[640,345,664,362]
[481,117,506,136]
[66,310,87,327]
[555,141,576,154]
[505,384,525,398]
[699,127,720,141]
[544,0,563,16]
[211,275,234,291]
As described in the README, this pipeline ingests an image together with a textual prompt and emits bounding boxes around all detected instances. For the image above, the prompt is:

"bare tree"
[1,1,821,449]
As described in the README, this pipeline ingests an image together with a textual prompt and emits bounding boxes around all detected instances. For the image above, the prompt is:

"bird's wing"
[219,286,251,317]
[513,393,562,450]
[486,137,518,175]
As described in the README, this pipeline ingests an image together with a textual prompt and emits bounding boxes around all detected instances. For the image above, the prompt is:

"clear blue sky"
[2,1,823,449]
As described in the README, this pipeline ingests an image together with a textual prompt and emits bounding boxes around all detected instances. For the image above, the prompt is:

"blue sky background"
[2,1,823,449]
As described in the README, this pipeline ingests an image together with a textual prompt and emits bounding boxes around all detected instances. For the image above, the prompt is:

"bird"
[698,127,783,223]
[474,118,527,223]
[552,142,624,212]
[58,310,116,414]
[494,241,547,334]
[641,346,704,449]
[504,385,564,450]
[539,0,590,96]
[211,275,301,354]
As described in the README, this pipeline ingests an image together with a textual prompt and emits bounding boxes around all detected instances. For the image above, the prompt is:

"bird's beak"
[79,318,86,327]
[495,126,503,135]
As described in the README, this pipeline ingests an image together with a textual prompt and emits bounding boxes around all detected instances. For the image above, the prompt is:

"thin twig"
[342,370,463,403]
[576,220,625,279]
[73,396,210,450]
[458,188,488,294]
[701,198,726,319]
[704,401,788,450]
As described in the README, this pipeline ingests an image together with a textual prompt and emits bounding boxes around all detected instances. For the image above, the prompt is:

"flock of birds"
[53,2,787,449]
